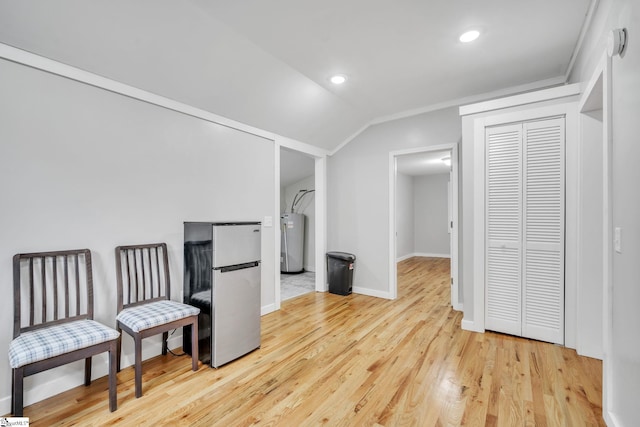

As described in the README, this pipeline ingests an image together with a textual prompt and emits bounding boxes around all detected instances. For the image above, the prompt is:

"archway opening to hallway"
[389,144,459,309]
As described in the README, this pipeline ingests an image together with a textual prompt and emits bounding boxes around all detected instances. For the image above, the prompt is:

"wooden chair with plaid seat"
[9,248,119,416]
[115,243,199,398]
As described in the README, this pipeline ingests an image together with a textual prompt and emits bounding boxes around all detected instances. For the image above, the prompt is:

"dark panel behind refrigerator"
[184,223,213,364]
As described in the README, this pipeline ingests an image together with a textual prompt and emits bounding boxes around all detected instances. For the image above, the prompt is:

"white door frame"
[275,138,328,310]
[576,54,608,361]
[576,53,613,425]
[388,143,460,308]
[471,103,579,337]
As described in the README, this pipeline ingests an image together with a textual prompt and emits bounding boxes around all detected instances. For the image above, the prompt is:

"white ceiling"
[0,1,592,152]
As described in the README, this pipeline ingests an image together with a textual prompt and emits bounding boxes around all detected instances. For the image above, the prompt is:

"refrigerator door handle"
[218,261,260,273]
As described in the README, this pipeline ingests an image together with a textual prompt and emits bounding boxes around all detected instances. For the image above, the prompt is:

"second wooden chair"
[115,243,199,398]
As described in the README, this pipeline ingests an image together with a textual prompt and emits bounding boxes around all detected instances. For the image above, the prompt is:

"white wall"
[609,18,640,423]
[414,173,450,257]
[395,172,414,260]
[0,58,276,412]
[327,107,461,297]
[570,1,640,424]
[282,175,316,271]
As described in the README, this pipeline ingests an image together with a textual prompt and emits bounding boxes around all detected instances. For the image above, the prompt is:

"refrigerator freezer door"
[212,265,261,367]
[212,224,261,268]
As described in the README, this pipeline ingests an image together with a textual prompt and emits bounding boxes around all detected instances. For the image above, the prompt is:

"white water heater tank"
[280,213,305,273]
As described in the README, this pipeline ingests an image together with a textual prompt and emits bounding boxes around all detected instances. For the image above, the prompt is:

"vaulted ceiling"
[0,0,593,152]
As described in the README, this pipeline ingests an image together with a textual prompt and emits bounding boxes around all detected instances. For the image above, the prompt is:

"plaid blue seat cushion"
[117,300,200,333]
[190,290,212,308]
[9,320,120,369]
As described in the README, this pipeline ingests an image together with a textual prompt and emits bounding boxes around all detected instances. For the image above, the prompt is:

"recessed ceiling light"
[459,30,480,43]
[330,74,347,85]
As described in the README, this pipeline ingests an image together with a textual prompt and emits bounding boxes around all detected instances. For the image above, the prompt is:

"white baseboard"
[604,410,621,427]
[0,366,93,416]
[0,335,182,415]
[396,253,414,262]
[261,303,277,316]
[414,252,451,258]
[353,286,393,300]
[397,252,451,262]
[452,302,464,312]
[0,395,9,416]
[117,334,186,371]
[576,346,603,361]
[461,319,484,333]
[0,360,103,416]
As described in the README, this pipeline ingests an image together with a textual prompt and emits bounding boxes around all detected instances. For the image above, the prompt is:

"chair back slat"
[139,248,146,300]
[155,246,162,299]
[64,255,70,317]
[115,243,170,312]
[133,249,139,303]
[13,249,93,338]
[125,249,131,304]
[75,253,82,316]
[40,258,46,324]
[28,258,34,327]
[52,259,58,320]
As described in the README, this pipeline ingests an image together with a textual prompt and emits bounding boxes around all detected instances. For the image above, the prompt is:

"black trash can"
[327,251,356,295]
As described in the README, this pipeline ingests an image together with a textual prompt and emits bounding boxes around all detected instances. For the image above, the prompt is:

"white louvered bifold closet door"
[485,117,565,345]
[485,124,523,336]
[522,118,565,344]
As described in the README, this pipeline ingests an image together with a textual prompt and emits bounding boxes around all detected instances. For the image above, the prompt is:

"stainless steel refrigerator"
[184,222,261,368]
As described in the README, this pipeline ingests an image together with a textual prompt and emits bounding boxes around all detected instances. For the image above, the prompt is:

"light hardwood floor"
[12,257,604,426]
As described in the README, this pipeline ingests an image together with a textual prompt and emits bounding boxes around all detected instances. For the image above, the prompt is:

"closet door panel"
[485,124,522,335]
[522,118,565,344]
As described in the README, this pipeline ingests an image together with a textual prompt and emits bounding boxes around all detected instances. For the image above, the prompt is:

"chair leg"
[162,331,168,355]
[12,367,24,417]
[116,324,122,372]
[134,335,143,398]
[84,357,92,386]
[191,318,199,371]
[108,341,118,412]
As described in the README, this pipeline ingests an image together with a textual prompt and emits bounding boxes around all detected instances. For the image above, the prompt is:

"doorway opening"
[389,144,460,308]
[279,147,318,302]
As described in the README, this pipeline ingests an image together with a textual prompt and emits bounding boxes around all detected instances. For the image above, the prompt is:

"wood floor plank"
[6,257,604,426]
